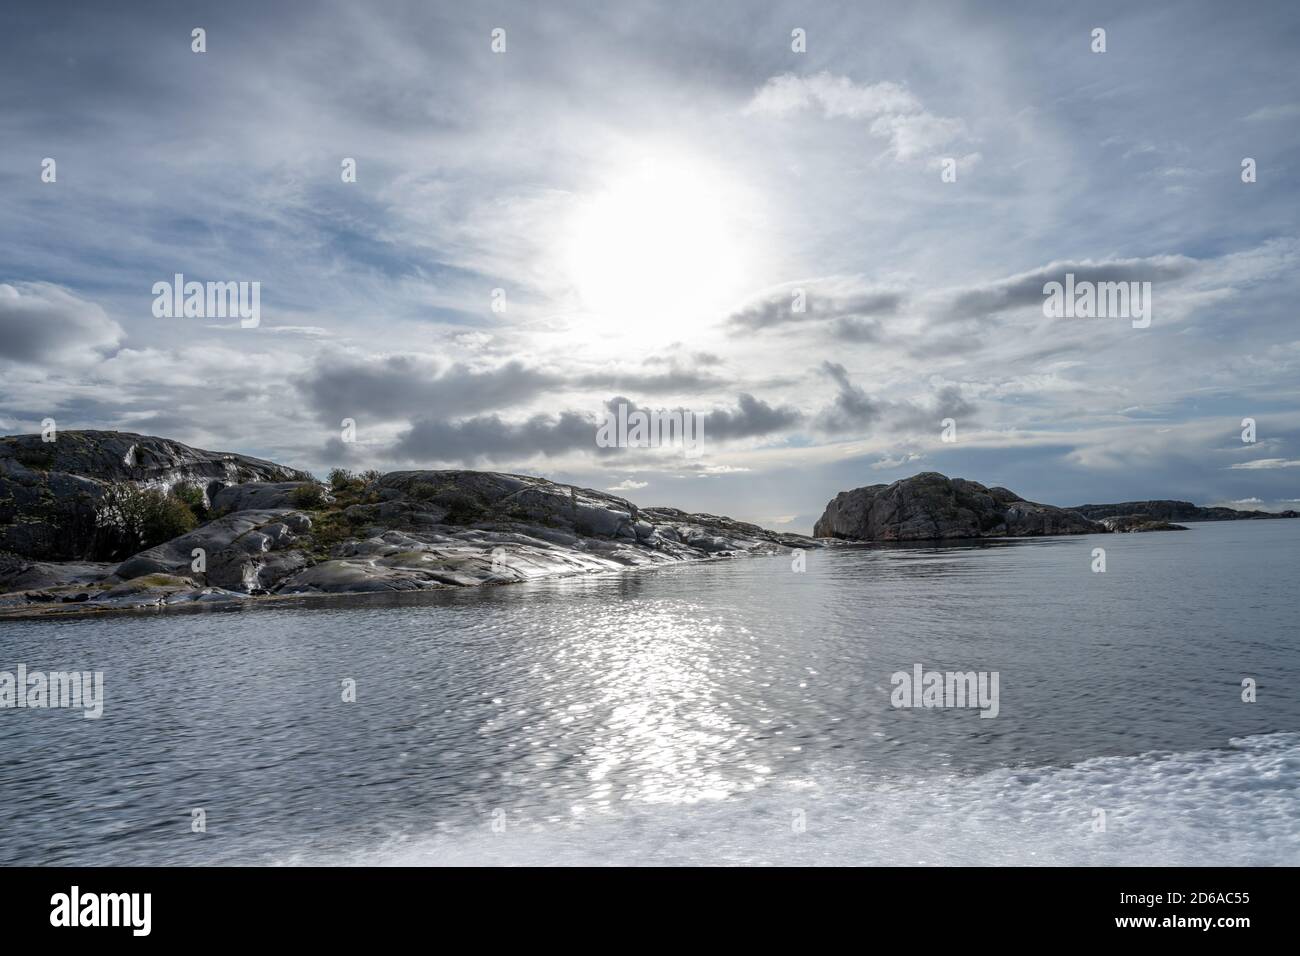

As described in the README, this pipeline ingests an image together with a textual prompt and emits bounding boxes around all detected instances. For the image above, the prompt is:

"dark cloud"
[601,393,802,444]
[382,391,803,466]
[727,287,902,332]
[297,350,732,431]
[942,255,1200,320]
[392,409,598,466]
[643,351,724,367]
[814,361,975,435]
[297,356,561,424]
[0,282,122,365]
[576,367,725,392]
[814,361,883,432]
[700,393,803,440]
[726,256,1203,341]
[829,317,883,342]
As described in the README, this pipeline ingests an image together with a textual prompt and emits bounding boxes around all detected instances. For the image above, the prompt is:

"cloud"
[1229,458,1300,470]
[385,393,801,467]
[598,393,801,444]
[1245,104,1300,122]
[940,255,1201,320]
[699,393,803,441]
[869,113,968,161]
[728,279,902,332]
[728,252,1212,346]
[745,72,967,161]
[297,353,726,432]
[297,355,561,423]
[829,317,885,342]
[745,74,922,119]
[0,283,123,366]
[607,479,648,491]
[815,361,883,432]
[871,452,925,470]
[813,363,974,436]
[392,409,598,466]
[577,366,725,392]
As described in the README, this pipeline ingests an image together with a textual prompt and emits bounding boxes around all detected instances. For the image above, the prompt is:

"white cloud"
[869,113,968,161]
[871,452,925,470]
[745,73,922,119]
[0,282,123,366]
[607,479,648,491]
[1229,458,1300,470]
[1245,103,1300,122]
[744,72,967,162]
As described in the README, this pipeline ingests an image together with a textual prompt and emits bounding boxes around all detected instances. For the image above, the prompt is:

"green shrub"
[92,483,198,561]
[170,481,208,521]
[409,482,438,501]
[306,510,352,557]
[14,445,56,472]
[290,484,326,509]
[440,488,484,524]
[327,468,357,491]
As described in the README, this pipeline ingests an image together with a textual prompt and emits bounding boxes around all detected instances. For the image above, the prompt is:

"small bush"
[14,446,55,472]
[361,469,382,484]
[92,483,198,561]
[170,481,208,521]
[290,484,326,509]
[440,488,484,524]
[409,482,438,501]
[327,468,357,491]
[306,510,352,557]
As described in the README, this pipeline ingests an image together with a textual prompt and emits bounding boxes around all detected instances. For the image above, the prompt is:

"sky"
[2,0,1298,533]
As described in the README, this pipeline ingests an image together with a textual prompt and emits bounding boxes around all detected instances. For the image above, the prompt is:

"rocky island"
[1068,499,1299,522]
[0,431,812,617]
[814,472,1101,541]
[810,471,1293,541]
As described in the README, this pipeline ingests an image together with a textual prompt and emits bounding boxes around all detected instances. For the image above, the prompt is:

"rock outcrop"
[1071,500,1298,522]
[209,481,324,513]
[813,472,1102,541]
[114,508,315,592]
[1096,515,1187,533]
[0,433,815,617]
[0,431,311,560]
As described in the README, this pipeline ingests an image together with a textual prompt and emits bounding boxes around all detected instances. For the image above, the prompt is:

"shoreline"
[0,545,788,622]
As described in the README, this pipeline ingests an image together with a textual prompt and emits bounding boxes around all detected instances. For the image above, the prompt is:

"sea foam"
[290,732,1300,866]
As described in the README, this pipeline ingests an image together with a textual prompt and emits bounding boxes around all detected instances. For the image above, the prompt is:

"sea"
[1,520,1296,865]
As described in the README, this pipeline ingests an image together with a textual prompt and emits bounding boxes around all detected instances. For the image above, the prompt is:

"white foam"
[283,733,1300,866]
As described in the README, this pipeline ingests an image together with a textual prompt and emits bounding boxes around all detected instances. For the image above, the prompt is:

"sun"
[562,153,748,340]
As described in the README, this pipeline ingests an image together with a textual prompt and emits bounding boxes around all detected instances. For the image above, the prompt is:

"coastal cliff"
[0,431,812,616]
[0,431,309,560]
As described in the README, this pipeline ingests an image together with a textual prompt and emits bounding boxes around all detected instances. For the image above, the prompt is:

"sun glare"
[563,154,747,339]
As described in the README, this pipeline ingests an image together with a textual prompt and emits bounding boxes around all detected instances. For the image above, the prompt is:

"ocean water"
[1,520,1297,866]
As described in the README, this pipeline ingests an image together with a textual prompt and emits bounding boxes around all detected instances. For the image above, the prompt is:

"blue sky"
[2,0,1299,532]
